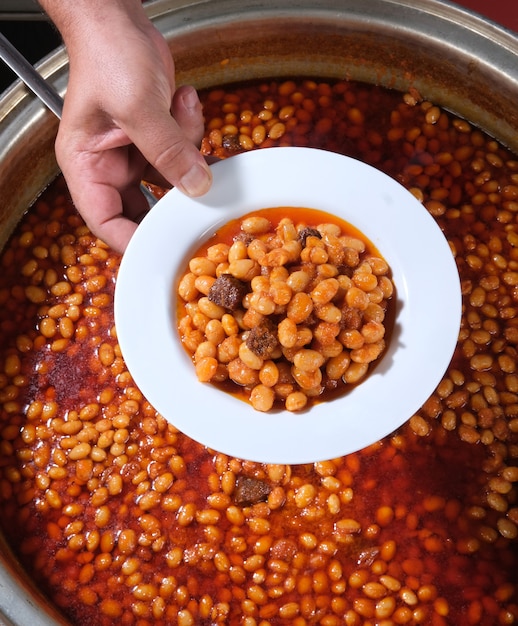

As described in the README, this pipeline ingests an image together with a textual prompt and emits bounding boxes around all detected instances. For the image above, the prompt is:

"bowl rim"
[115,146,462,464]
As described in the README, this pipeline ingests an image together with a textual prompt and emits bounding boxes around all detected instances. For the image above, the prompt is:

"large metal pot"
[0,1,517,623]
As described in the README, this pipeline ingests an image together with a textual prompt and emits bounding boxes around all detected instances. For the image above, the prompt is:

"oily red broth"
[0,78,516,625]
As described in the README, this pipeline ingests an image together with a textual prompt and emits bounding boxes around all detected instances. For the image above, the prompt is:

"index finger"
[121,108,212,198]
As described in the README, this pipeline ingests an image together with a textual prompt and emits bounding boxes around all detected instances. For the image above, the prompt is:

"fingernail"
[181,86,201,111]
[179,163,212,196]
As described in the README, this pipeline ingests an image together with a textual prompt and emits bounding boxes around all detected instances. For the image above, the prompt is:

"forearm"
[38,0,150,53]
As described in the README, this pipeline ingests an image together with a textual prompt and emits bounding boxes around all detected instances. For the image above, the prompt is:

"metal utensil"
[0,30,157,208]
[0,31,64,117]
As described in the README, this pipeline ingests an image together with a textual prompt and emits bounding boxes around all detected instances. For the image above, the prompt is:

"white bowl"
[114,147,461,464]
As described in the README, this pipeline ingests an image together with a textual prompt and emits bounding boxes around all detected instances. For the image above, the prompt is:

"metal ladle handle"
[0,31,157,208]
[0,30,64,118]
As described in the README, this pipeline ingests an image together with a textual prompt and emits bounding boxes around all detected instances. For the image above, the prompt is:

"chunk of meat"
[246,320,279,358]
[298,226,321,246]
[222,134,242,154]
[233,231,254,246]
[234,476,271,506]
[270,538,297,560]
[208,274,248,310]
[341,305,362,330]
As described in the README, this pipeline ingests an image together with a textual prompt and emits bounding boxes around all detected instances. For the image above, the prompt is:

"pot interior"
[0,2,517,624]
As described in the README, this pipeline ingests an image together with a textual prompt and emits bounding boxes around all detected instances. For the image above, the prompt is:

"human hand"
[42,1,212,253]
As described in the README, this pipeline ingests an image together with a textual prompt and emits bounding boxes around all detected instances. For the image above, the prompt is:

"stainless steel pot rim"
[1,0,518,128]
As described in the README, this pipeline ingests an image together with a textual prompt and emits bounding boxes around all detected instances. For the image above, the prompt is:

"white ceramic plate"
[115,147,461,464]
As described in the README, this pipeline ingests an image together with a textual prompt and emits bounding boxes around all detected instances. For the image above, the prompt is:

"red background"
[455,0,518,32]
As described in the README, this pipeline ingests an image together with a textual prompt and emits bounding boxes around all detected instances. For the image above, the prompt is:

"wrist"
[39,0,150,52]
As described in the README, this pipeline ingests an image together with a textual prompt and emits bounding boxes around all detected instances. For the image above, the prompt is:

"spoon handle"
[0,31,64,118]
[0,31,158,209]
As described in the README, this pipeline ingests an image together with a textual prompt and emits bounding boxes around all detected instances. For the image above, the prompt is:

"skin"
[39,0,213,252]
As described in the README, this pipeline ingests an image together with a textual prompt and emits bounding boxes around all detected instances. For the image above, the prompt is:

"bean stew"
[0,78,517,625]
[177,207,395,412]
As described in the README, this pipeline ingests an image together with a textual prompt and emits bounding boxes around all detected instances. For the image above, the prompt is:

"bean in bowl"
[177,207,395,412]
